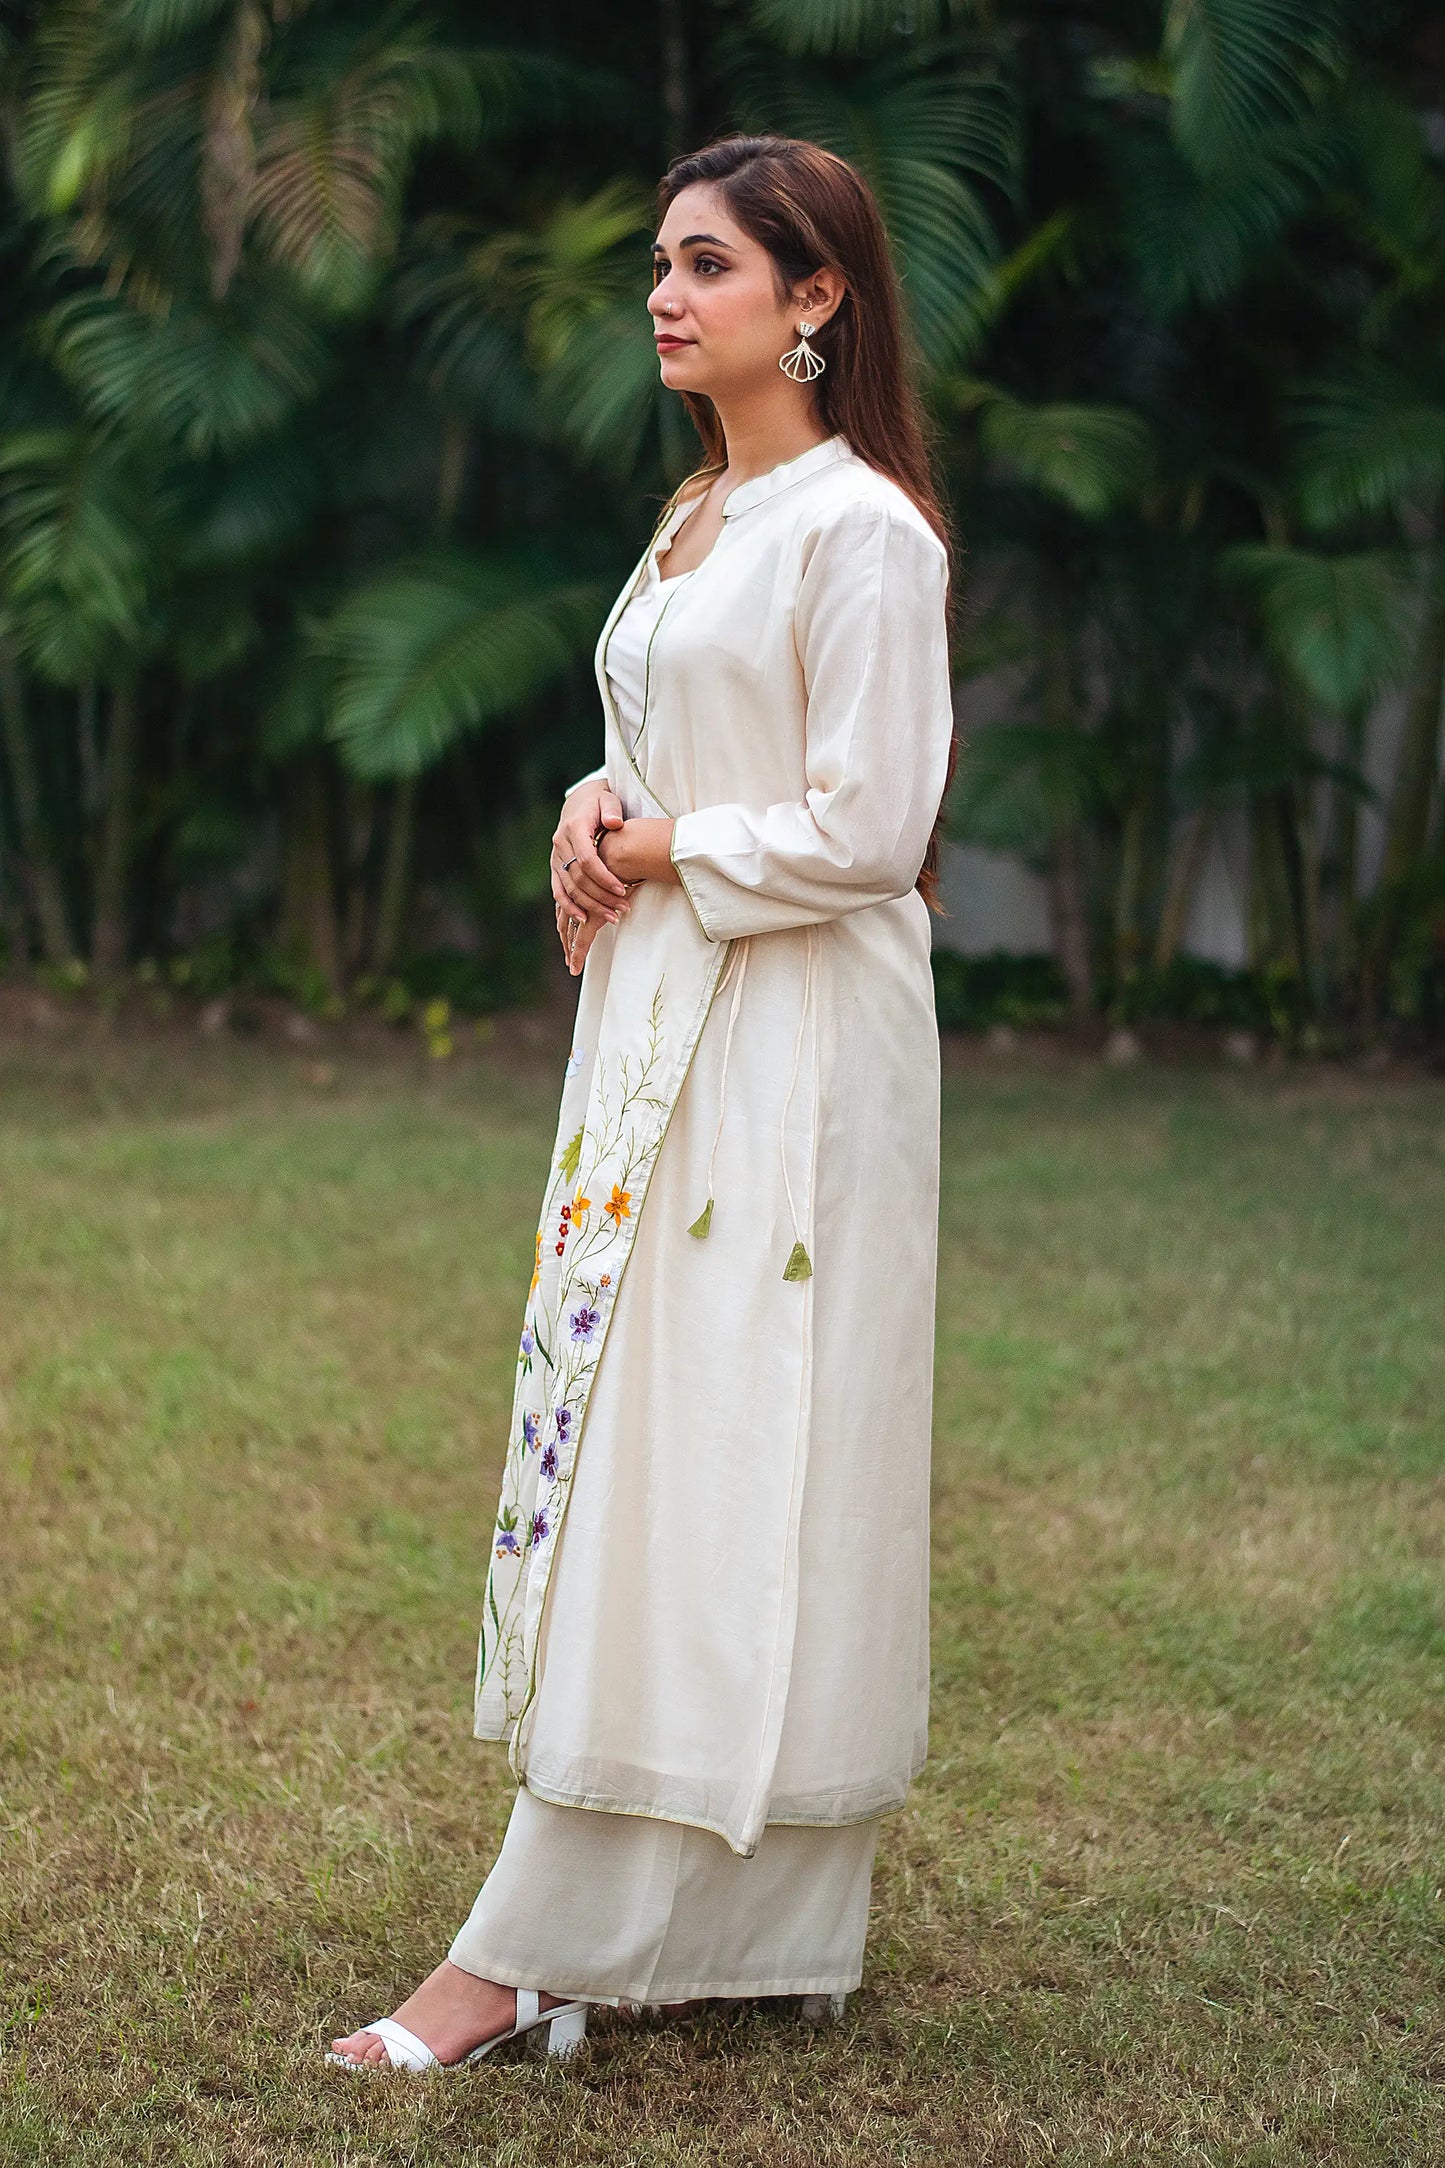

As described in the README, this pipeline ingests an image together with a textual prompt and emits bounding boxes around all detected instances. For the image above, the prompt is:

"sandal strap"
[359,2016,442,2070]
[514,1988,541,2031]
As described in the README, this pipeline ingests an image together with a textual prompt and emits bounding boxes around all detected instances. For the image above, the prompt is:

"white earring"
[779,322,825,382]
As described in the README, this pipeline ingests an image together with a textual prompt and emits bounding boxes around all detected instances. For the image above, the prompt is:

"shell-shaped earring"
[779,322,826,382]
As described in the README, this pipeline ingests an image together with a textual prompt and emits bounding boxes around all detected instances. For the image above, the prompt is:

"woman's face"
[648,181,831,396]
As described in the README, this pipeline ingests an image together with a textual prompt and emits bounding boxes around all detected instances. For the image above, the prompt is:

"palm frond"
[539,307,669,480]
[747,0,986,59]
[1163,0,1344,179]
[315,553,611,781]
[949,716,1111,853]
[0,428,159,680]
[1291,362,1445,528]
[1223,542,1415,710]
[39,282,333,456]
[961,388,1157,518]
[107,0,234,47]
[249,26,517,313]
[728,40,1015,369]
[1333,82,1445,289]
[181,433,330,570]
[1114,119,1343,317]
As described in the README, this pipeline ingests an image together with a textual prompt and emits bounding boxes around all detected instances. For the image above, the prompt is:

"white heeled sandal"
[325,1991,589,2072]
[799,1992,848,2022]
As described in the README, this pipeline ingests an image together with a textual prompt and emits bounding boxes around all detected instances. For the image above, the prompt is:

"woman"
[329,131,959,2074]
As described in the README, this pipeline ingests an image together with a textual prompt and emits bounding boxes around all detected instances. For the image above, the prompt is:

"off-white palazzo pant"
[448,1784,880,2004]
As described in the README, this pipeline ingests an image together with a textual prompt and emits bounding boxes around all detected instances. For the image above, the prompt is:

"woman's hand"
[552,780,629,925]
[597,818,678,887]
[554,808,679,978]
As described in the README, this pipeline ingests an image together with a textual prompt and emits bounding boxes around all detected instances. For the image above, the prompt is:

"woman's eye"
[651,254,724,283]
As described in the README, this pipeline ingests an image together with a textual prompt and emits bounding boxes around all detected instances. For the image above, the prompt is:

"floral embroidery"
[480,975,736,1734]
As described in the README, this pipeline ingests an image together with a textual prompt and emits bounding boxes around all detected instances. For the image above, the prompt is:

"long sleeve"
[668,504,954,941]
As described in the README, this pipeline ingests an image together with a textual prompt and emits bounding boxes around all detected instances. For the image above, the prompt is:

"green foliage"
[314,555,611,780]
[1162,0,1344,177]
[930,947,1069,1030]
[1223,544,1416,710]
[0,0,1439,1038]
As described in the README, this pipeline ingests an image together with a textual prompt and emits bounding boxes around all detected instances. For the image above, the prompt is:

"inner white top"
[604,513,700,750]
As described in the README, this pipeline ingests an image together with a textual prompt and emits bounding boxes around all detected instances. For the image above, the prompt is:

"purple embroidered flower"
[530,1509,549,1548]
[495,1528,521,1558]
[520,1326,534,1358]
[554,1404,573,1445]
[540,1443,558,1482]
[522,1410,540,1452]
[569,1302,600,1343]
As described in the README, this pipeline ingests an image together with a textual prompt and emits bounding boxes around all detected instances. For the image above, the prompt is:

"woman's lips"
[655,335,692,352]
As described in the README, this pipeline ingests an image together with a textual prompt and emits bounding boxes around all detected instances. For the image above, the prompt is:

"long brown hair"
[655,133,959,916]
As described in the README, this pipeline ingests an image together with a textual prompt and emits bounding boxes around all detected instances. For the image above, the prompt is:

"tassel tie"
[688,926,815,1281]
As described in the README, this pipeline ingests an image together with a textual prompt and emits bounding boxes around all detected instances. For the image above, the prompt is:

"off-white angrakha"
[462,432,952,1999]
[451,486,893,2000]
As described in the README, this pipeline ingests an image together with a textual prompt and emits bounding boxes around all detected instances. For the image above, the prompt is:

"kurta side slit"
[464,434,953,1997]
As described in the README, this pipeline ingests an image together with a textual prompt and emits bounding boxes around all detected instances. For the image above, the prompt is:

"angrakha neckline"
[652,432,853,584]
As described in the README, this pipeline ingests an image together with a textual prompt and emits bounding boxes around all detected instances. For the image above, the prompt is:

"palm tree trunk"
[659,0,690,157]
[0,638,76,966]
[1361,531,1445,1018]
[341,779,376,974]
[1320,707,1365,1005]
[280,750,343,996]
[1049,825,1093,1021]
[1152,804,1213,971]
[1112,795,1147,1005]
[92,683,141,981]
[1040,601,1093,1020]
[374,774,417,974]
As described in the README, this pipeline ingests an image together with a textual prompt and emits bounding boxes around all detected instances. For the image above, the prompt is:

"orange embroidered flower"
[572,1190,591,1222]
[603,1183,632,1225]
[530,1229,542,1292]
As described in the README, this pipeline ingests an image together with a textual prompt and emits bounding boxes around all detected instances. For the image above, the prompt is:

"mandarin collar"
[720,432,852,519]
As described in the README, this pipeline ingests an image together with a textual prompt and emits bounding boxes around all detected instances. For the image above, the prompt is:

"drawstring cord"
[779,927,815,1280]
[687,924,815,1281]
[686,938,748,1240]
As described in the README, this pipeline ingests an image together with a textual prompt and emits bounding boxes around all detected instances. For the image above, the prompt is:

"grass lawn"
[1,1013,1442,2165]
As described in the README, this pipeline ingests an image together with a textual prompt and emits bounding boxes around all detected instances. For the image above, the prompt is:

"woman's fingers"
[555,898,600,975]
[554,809,630,912]
[568,916,605,975]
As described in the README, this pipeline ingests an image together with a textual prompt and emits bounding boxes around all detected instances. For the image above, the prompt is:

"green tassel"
[687,1198,714,1238]
[782,1239,812,1281]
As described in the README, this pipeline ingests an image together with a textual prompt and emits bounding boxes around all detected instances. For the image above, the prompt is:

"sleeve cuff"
[669,817,721,941]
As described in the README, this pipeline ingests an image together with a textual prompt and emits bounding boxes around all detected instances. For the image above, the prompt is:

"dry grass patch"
[1,1018,1442,2164]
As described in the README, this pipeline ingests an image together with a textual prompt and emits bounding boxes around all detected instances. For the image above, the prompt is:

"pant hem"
[447,1936,863,2004]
